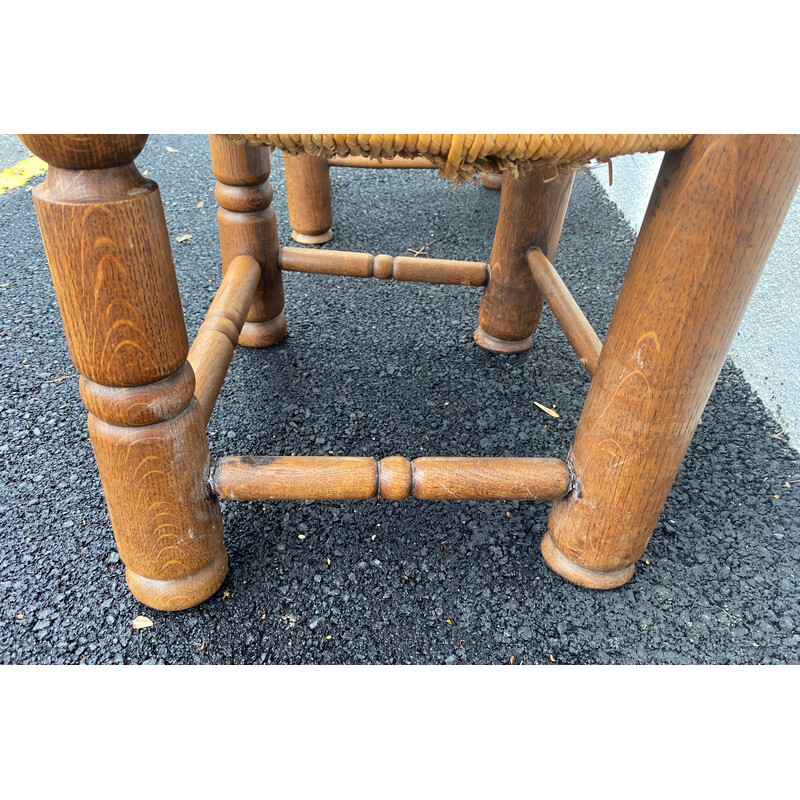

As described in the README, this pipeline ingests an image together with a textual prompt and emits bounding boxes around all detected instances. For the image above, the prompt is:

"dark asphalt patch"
[1,134,798,664]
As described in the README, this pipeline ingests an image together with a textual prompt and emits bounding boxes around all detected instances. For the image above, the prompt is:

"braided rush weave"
[225,134,693,182]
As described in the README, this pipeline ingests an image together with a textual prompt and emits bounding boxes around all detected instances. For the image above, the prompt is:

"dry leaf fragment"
[176,234,192,243]
[533,401,560,418]
[196,201,205,208]
[166,146,180,153]
[132,615,153,630]
[550,654,557,662]
[198,641,206,651]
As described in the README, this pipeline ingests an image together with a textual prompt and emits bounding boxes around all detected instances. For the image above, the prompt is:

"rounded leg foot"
[473,324,533,354]
[126,548,229,611]
[540,533,635,589]
[238,312,287,348]
[291,229,333,245]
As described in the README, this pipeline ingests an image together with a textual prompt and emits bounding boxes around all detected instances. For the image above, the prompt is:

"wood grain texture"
[80,362,196,428]
[89,400,225,593]
[19,134,148,169]
[526,247,602,375]
[215,456,379,501]
[411,457,570,501]
[24,134,227,611]
[210,134,286,347]
[475,165,574,351]
[188,255,260,425]
[284,153,334,243]
[544,134,800,588]
[279,247,488,286]
[213,455,571,502]
[32,168,188,387]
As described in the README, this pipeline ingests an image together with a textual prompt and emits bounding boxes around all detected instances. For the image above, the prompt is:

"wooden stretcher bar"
[526,247,603,376]
[188,255,261,425]
[328,155,437,169]
[212,455,572,502]
[279,247,489,286]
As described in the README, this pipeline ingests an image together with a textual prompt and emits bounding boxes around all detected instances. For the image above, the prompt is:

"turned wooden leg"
[543,134,800,589]
[283,152,334,244]
[475,165,573,353]
[210,135,287,348]
[21,134,228,610]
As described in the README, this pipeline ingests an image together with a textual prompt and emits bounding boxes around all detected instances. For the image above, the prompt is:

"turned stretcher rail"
[328,155,437,169]
[279,247,489,286]
[188,255,261,425]
[526,247,603,376]
[212,455,571,502]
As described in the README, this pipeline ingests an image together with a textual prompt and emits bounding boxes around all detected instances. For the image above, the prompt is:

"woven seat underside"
[226,134,693,182]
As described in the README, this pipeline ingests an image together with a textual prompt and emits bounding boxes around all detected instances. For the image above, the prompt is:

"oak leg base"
[291,229,334,245]
[126,548,229,611]
[541,532,635,589]
[238,312,287,348]
[473,324,533,354]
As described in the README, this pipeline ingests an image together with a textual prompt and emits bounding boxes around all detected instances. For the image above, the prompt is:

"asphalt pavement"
[1,134,799,664]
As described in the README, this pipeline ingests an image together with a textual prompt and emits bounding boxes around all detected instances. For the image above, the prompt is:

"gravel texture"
[1,134,798,665]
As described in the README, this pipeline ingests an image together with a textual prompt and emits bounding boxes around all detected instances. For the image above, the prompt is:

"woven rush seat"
[227,133,693,181]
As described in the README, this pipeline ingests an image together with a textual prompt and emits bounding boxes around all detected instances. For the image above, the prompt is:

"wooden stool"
[20,133,800,610]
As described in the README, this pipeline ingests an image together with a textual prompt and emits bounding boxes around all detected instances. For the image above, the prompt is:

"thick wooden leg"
[210,135,286,348]
[543,134,800,589]
[21,134,228,610]
[284,153,334,244]
[475,165,573,352]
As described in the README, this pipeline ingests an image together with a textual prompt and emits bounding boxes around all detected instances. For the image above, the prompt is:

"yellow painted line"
[0,155,48,195]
